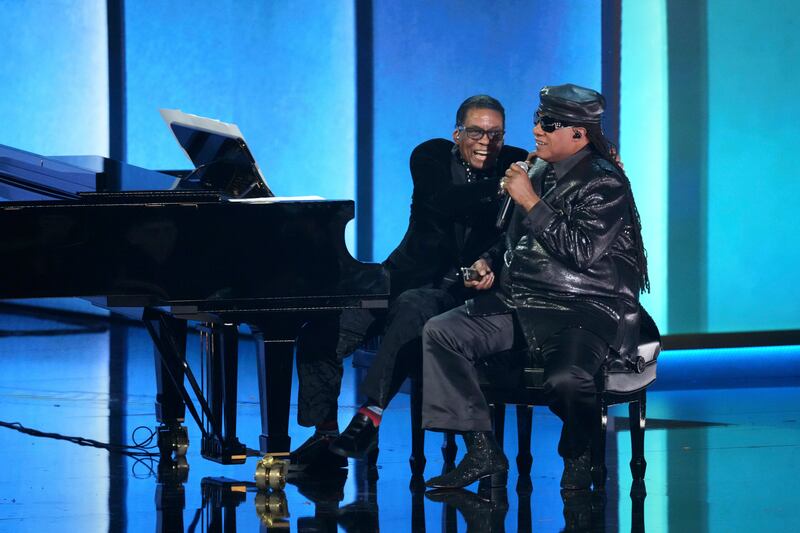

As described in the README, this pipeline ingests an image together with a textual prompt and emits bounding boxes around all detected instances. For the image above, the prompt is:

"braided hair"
[584,124,650,293]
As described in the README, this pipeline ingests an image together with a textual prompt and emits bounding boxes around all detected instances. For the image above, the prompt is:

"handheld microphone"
[495,160,529,230]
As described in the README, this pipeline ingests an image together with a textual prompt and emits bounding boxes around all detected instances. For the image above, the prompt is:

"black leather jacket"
[470,149,644,361]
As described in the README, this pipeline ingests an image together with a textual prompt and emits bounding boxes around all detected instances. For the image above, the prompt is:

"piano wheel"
[157,424,189,458]
[255,489,289,527]
[254,454,289,491]
[157,455,189,484]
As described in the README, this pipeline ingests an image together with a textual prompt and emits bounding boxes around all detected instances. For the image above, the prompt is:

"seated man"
[291,95,528,467]
[421,84,650,491]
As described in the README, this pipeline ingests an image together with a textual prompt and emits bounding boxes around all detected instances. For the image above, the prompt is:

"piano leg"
[254,337,295,454]
[200,323,247,464]
[144,308,189,457]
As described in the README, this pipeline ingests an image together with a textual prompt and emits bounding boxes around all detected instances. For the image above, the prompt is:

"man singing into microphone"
[421,84,650,491]
[291,95,527,469]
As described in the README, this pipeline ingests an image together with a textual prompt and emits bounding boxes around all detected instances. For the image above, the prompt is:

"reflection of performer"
[289,466,382,532]
[291,95,528,467]
[422,84,651,491]
[289,469,347,531]
[427,487,509,532]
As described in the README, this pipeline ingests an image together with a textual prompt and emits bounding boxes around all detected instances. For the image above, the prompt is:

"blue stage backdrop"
[0,1,798,335]
[0,0,109,159]
[620,0,800,333]
[620,0,668,331]
[371,0,601,263]
[705,0,800,332]
[0,0,110,314]
[124,0,357,246]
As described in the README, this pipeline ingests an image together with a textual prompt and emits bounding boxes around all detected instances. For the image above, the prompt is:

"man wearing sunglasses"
[421,84,651,492]
[290,95,528,470]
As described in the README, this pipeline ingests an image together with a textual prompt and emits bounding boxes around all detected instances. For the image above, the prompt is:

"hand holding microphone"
[496,154,540,229]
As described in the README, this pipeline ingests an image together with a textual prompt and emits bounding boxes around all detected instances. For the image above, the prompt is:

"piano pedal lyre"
[254,453,290,491]
[157,424,189,458]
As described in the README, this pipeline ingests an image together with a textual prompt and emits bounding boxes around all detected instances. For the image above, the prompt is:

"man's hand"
[465,258,495,290]
[501,162,540,212]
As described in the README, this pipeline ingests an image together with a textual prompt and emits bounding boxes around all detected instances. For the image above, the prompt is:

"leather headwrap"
[538,83,605,124]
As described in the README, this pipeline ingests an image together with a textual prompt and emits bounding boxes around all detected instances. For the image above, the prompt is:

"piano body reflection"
[0,127,389,463]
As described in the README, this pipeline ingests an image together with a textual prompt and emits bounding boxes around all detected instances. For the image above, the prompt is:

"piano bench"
[352,332,659,495]
[460,335,660,494]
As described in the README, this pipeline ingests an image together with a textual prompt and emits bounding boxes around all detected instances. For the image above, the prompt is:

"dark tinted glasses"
[534,112,575,133]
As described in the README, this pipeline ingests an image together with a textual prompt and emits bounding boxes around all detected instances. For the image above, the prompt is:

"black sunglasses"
[534,112,576,133]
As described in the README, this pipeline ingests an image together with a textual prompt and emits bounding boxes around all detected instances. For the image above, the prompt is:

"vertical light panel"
[620,0,668,330]
[0,0,109,157]
[124,0,356,249]
[706,0,800,332]
[0,0,110,313]
[371,0,602,261]
[666,0,708,334]
[0,6,112,522]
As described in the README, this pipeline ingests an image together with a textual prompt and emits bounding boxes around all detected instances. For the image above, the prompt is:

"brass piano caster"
[255,455,289,491]
[255,489,289,527]
[157,424,189,457]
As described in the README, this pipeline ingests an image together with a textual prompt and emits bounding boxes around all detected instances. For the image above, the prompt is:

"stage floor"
[0,305,798,532]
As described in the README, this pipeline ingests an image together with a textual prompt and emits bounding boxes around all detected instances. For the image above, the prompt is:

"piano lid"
[0,143,98,200]
[160,109,274,199]
[0,143,182,201]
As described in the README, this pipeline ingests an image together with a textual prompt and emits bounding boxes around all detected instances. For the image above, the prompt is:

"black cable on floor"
[0,420,160,458]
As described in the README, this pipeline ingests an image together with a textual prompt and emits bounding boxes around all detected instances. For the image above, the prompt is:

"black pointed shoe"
[289,432,348,471]
[425,432,508,489]
[560,448,592,490]
[329,413,379,459]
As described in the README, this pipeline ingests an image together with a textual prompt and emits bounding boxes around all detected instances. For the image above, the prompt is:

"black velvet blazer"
[383,138,528,298]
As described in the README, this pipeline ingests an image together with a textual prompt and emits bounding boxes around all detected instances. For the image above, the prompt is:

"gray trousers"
[422,306,515,433]
[421,304,608,458]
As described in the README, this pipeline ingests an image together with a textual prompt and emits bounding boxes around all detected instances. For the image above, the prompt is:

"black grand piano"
[0,113,389,465]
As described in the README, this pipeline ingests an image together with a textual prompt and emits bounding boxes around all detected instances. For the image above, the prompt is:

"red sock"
[358,406,382,427]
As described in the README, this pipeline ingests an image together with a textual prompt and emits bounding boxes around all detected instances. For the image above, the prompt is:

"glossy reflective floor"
[0,304,799,532]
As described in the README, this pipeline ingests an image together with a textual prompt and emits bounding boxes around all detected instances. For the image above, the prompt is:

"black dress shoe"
[289,433,348,471]
[329,413,379,459]
[560,448,592,490]
[425,432,508,489]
